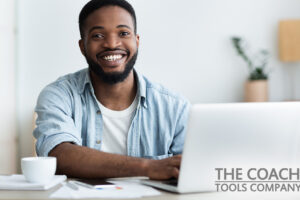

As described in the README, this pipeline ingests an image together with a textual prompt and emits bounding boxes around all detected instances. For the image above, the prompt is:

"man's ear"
[136,34,140,48]
[79,39,85,56]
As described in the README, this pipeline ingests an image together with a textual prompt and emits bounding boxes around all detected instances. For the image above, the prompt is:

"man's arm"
[170,99,191,155]
[49,142,181,180]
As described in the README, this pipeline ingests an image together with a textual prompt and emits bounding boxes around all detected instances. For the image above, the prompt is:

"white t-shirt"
[97,95,138,155]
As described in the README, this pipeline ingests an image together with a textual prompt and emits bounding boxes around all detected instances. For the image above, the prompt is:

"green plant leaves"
[231,37,269,80]
[249,68,268,80]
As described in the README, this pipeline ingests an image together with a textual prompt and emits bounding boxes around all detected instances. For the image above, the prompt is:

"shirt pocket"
[143,154,173,160]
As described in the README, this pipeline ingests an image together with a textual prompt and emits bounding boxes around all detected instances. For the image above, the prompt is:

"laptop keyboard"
[160,178,178,186]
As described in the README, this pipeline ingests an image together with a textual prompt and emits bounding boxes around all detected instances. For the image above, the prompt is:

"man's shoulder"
[53,68,87,86]
[141,74,189,105]
[44,68,88,93]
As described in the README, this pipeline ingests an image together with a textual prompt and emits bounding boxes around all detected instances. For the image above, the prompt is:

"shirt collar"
[79,68,148,108]
[134,70,147,108]
[79,68,94,94]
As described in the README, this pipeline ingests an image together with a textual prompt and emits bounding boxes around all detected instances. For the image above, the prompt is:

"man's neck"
[90,70,137,111]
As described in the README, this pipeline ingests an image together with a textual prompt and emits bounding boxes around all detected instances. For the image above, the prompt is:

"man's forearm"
[49,142,148,178]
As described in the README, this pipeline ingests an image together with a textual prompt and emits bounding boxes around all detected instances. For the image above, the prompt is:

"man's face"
[79,6,139,84]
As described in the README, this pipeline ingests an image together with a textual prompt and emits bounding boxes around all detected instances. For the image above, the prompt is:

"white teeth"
[103,54,123,61]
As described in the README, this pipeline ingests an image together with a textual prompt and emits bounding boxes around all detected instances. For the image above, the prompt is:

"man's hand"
[145,155,181,180]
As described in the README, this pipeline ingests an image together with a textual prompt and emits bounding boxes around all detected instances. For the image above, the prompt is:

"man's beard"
[86,50,138,85]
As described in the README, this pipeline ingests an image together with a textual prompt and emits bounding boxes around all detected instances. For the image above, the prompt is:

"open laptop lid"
[178,102,300,193]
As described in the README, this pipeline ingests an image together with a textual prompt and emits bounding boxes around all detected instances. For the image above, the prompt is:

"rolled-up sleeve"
[33,83,82,156]
[170,99,191,155]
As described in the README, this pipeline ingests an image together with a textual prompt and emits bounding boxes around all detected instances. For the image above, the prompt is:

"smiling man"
[33,0,190,179]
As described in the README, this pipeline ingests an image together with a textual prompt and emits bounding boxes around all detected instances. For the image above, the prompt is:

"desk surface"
[0,185,206,200]
[1,184,300,200]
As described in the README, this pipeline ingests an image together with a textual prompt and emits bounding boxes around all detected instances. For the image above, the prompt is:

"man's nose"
[102,35,121,49]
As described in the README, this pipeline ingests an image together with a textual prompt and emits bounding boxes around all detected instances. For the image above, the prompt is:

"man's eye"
[92,34,103,39]
[120,32,130,37]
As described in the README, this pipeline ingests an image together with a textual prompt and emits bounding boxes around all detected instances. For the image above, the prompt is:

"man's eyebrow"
[116,24,132,30]
[88,25,132,33]
[88,26,104,33]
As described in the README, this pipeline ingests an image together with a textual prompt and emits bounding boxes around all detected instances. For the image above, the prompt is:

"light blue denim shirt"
[34,68,190,159]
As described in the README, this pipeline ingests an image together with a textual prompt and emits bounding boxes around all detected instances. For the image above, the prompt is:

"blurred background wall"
[0,0,17,174]
[1,0,300,173]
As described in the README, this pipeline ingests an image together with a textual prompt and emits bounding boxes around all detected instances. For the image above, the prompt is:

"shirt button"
[97,110,101,114]
[96,140,101,144]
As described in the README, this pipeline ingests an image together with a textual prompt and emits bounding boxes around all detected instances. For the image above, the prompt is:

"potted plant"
[231,37,270,102]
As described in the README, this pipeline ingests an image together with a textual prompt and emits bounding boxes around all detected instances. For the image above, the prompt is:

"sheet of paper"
[50,180,161,199]
[0,174,67,190]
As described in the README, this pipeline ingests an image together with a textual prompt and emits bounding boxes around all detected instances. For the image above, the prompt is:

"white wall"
[16,0,300,164]
[128,0,300,102]
[17,0,88,165]
[0,0,17,173]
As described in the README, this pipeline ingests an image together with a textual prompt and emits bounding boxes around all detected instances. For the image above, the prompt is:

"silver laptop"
[140,102,300,193]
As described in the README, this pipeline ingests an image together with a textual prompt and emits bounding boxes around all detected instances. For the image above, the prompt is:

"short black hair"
[79,0,137,39]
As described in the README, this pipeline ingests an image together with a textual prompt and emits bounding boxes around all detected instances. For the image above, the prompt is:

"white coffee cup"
[21,157,57,183]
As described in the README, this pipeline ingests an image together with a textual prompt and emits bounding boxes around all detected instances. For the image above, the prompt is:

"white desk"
[1,184,300,200]
[0,184,206,200]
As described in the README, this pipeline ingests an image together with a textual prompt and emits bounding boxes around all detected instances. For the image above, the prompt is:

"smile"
[102,54,124,62]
